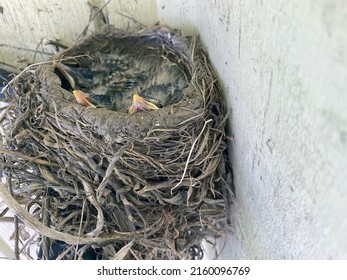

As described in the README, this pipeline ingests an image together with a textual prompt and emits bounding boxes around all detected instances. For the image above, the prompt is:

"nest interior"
[0,24,232,260]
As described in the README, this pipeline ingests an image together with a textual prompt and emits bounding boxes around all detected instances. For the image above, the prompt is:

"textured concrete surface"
[1,0,346,260]
[0,0,158,71]
[158,0,347,259]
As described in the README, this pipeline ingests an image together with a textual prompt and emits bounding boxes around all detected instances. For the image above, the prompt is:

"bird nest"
[0,24,232,260]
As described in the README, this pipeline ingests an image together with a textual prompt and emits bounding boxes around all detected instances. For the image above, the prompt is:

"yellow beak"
[73,90,96,108]
[129,93,159,114]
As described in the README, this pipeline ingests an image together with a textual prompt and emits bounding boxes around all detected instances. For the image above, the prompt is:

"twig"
[171,119,212,193]
[0,182,142,244]
[6,177,19,259]
[75,0,111,43]
[116,12,145,28]
[0,147,59,168]
[0,55,90,94]
[0,43,53,55]
[32,37,44,64]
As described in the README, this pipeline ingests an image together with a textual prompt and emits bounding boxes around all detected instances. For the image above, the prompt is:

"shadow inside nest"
[0,24,233,260]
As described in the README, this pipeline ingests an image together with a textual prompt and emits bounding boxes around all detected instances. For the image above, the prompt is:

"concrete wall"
[158,0,347,259]
[1,0,346,259]
[0,0,158,71]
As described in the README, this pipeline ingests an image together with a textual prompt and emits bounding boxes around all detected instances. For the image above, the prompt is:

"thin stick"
[6,177,20,259]
[74,199,86,260]
[32,37,44,64]
[75,0,111,43]
[0,147,59,168]
[0,55,90,94]
[0,182,140,244]
[171,119,212,193]
[116,12,145,28]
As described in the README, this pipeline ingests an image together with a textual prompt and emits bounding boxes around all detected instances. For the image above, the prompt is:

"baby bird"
[56,42,188,113]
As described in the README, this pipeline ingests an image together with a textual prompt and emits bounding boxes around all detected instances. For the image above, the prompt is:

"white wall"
[157,0,347,259]
[0,0,158,71]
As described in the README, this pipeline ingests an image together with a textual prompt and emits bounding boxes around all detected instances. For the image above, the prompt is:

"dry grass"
[0,24,232,260]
